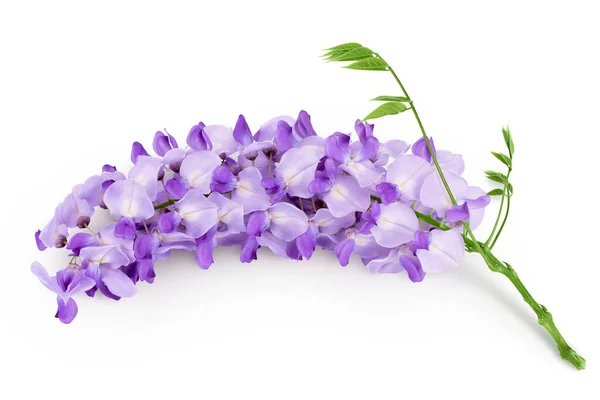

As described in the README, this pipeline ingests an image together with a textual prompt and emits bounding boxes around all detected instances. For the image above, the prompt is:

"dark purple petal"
[55,297,78,324]
[355,119,375,144]
[102,180,115,191]
[376,182,400,205]
[66,233,100,256]
[35,230,47,251]
[324,132,351,163]
[362,201,381,224]
[102,164,117,173]
[195,240,216,269]
[131,142,150,164]
[262,177,285,197]
[308,177,331,195]
[96,278,121,301]
[295,110,316,138]
[274,120,294,152]
[187,122,212,151]
[210,166,237,193]
[134,234,157,260]
[399,255,426,283]
[157,212,181,234]
[137,259,156,283]
[240,235,259,263]
[153,131,175,156]
[355,137,380,162]
[411,230,431,253]
[114,217,137,240]
[411,137,436,163]
[246,211,270,237]
[165,178,189,199]
[286,241,302,260]
[296,226,317,260]
[446,202,470,223]
[334,238,355,267]
[233,114,253,146]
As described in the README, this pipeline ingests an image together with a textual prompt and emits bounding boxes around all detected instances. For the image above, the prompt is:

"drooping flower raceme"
[32,111,489,323]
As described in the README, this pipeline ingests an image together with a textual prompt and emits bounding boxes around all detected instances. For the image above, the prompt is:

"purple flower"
[187,121,212,151]
[210,165,237,193]
[294,110,316,138]
[174,189,219,238]
[31,262,96,324]
[179,150,222,194]
[153,130,178,156]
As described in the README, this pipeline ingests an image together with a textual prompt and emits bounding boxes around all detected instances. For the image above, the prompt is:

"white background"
[1,1,599,399]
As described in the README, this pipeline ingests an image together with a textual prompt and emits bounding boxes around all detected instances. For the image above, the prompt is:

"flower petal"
[103,180,155,221]
[385,155,433,201]
[175,189,219,238]
[268,203,309,241]
[101,267,137,298]
[179,150,222,194]
[231,166,271,214]
[416,229,464,273]
[276,147,320,198]
[323,175,370,218]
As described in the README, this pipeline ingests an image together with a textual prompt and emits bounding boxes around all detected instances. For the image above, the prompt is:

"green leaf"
[329,47,374,62]
[487,188,504,196]
[491,151,511,168]
[363,102,408,121]
[322,49,349,60]
[345,57,388,71]
[371,95,411,103]
[325,43,363,51]
[502,126,515,155]
[484,170,508,184]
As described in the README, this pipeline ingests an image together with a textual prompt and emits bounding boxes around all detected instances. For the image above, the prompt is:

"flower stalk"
[374,53,585,369]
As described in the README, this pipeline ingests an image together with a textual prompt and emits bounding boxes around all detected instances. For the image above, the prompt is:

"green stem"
[154,199,176,210]
[486,168,512,247]
[489,184,511,249]
[375,55,585,369]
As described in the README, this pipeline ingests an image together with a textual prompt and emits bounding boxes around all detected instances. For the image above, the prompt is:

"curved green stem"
[489,187,511,249]
[374,54,585,369]
[486,168,512,247]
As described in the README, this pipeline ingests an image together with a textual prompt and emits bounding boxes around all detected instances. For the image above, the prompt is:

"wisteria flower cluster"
[33,111,487,322]
[31,42,585,370]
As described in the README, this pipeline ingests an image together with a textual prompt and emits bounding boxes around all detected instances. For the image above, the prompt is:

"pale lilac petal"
[155,231,196,256]
[276,147,320,198]
[375,140,410,166]
[103,180,155,221]
[437,150,465,175]
[385,155,433,201]
[254,115,295,142]
[128,156,163,199]
[255,231,289,258]
[419,170,469,218]
[101,267,137,298]
[367,248,403,273]
[267,203,309,241]
[162,148,187,173]
[31,262,61,294]
[231,166,271,214]
[340,159,383,188]
[323,175,370,217]
[352,232,389,259]
[203,125,238,156]
[80,245,131,269]
[208,192,245,235]
[179,150,222,193]
[311,208,356,234]
[38,217,68,248]
[57,193,94,228]
[195,239,216,269]
[299,136,326,159]
[175,189,219,238]
[73,175,104,208]
[416,229,464,273]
